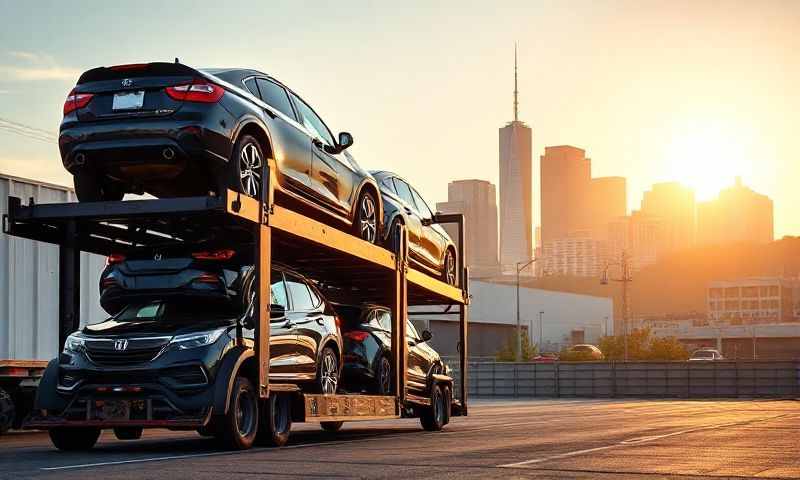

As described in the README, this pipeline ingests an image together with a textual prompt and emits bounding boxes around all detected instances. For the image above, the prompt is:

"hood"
[82,317,233,337]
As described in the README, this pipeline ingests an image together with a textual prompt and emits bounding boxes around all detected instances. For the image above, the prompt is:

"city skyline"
[0,2,797,238]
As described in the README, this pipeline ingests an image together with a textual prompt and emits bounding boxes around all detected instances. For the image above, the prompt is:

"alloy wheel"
[321,351,339,395]
[358,194,377,243]
[236,388,256,438]
[445,251,456,285]
[238,142,262,197]
[380,357,391,394]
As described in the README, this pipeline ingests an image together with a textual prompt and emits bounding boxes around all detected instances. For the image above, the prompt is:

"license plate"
[97,399,131,420]
[112,90,145,111]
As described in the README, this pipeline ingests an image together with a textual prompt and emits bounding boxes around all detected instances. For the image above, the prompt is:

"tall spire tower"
[499,43,533,273]
[513,43,519,122]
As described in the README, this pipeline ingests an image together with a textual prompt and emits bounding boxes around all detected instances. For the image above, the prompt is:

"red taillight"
[192,249,236,261]
[165,79,224,103]
[194,273,222,284]
[344,331,369,342]
[110,63,148,71]
[335,316,342,329]
[105,254,126,266]
[63,88,94,115]
[100,278,118,289]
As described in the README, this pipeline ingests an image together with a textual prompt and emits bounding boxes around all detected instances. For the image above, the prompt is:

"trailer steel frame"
[3,173,469,430]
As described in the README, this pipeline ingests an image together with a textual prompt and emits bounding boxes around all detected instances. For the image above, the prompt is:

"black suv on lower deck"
[31,263,342,451]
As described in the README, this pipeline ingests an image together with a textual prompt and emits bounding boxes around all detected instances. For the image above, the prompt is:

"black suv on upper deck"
[59,62,381,244]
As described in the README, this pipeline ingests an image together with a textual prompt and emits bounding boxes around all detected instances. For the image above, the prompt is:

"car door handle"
[312,138,324,149]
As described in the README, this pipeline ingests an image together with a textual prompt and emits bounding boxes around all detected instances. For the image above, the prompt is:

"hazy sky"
[1,0,797,237]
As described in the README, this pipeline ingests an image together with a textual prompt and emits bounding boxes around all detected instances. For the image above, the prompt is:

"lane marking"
[498,414,790,469]
[40,429,423,471]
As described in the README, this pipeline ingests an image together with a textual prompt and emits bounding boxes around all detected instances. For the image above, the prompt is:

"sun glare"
[663,120,752,201]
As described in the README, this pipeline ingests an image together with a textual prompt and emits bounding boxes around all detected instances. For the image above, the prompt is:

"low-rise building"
[707,277,799,325]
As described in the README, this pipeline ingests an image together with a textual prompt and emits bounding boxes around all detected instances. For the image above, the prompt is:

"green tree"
[598,328,689,361]
[496,330,538,362]
[647,336,689,360]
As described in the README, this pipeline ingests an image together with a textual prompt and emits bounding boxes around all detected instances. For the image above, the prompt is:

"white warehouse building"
[414,280,614,358]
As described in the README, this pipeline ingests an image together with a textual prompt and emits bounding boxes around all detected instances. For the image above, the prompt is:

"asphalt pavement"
[1,399,798,479]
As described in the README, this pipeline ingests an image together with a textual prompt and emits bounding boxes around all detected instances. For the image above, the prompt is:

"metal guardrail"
[449,360,800,398]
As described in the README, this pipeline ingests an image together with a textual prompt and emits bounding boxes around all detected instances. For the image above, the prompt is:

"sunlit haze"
[0,0,797,236]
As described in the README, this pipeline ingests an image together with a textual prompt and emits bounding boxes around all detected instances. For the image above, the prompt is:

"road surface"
[1,399,798,479]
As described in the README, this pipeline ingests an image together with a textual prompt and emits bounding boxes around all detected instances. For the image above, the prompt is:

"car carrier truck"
[2,165,469,450]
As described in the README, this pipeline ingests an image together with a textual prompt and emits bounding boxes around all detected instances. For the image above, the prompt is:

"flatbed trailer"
[2,169,469,447]
[0,360,47,434]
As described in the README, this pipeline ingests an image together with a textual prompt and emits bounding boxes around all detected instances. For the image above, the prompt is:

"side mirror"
[270,304,286,320]
[421,218,433,227]
[421,330,433,342]
[337,132,354,152]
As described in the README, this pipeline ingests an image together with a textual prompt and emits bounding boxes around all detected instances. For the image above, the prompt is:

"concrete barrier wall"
[451,360,800,398]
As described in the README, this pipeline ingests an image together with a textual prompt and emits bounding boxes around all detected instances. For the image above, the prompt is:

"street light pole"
[516,258,539,361]
[539,310,544,352]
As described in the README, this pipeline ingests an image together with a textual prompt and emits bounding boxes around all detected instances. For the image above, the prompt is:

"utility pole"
[539,311,544,351]
[516,258,539,361]
[601,250,633,361]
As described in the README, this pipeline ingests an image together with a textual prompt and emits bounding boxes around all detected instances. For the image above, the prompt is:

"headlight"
[170,328,228,350]
[63,333,85,353]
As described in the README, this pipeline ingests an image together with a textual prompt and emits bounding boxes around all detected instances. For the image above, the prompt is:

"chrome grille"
[84,337,170,366]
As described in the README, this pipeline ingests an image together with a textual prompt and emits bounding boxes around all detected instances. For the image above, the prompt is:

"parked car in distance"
[97,251,342,393]
[334,304,448,398]
[60,62,382,244]
[532,353,559,362]
[689,348,724,361]
[370,171,457,284]
[563,344,604,361]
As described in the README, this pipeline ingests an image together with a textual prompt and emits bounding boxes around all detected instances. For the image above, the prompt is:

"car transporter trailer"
[2,165,469,448]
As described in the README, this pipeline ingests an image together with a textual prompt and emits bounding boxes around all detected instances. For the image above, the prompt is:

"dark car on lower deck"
[335,304,448,399]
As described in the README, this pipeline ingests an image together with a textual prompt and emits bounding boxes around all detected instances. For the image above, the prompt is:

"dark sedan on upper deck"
[59,62,381,244]
[371,171,457,285]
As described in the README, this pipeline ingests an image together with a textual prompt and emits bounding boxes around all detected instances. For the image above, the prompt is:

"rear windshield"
[117,299,239,322]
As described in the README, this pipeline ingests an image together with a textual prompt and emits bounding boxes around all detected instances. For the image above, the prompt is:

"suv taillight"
[63,88,94,115]
[344,331,369,342]
[165,79,224,103]
[192,249,235,261]
[105,254,126,266]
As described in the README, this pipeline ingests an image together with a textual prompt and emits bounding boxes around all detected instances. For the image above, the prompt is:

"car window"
[406,320,421,341]
[243,77,259,97]
[410,187,434,218]
[377,311,392,330]
[381,177,397,194]
[392,178,418,209]
[289,92,336,146]
[285,273,315,311]
[256,78,296,120]
[270,270,288,309]
[307,283,323,309]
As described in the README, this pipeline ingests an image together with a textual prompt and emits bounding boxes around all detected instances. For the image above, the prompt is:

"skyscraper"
[436,179,499,278]
[499,46,533,270]
[639,182,696,252]
[697,177,773,246]
[539,145,591,244]
[588,176,627,241]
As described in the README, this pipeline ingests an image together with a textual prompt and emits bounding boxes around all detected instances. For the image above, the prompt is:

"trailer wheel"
[0,388,14,435]
[320,421,343,432]
[420,384,445,432]
[48,427,101,451]
[113,427,143,440]
[219,376,259,450]
[256,393,291,447]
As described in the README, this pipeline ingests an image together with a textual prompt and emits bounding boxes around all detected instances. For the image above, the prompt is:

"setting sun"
[663,118,754,200]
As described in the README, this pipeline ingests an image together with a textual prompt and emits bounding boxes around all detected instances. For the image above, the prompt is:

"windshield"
[692,350,715,358]
[116,299,240,323]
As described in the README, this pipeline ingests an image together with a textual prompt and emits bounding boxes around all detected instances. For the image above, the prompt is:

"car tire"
[113,426,143,440]
[419,384,446,432]
[353,190,378,244]
[219,376,258,450]
[0,388,15,435]
[225,134,264,199]
[255,393,291,447]
[375,355,392,395]
[441,384,452,426]
[317,347,339,395]
[441,249,457,286]
[48,427,101,451]
[320,421,343,432]
[388,218,405,253]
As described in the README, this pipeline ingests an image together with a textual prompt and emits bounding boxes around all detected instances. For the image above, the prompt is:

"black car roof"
[201,68,290,90]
